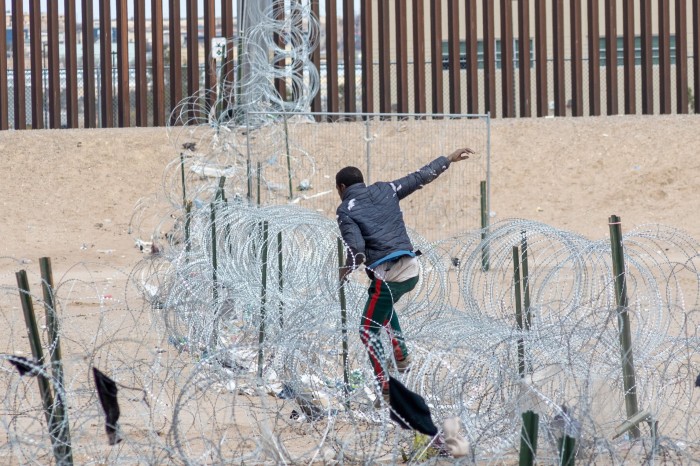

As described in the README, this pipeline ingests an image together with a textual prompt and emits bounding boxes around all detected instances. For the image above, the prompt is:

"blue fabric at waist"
[367,250,416,270]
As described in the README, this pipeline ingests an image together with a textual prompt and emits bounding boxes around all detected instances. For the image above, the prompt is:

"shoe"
[396,354,412,373]
[433,435,452,457]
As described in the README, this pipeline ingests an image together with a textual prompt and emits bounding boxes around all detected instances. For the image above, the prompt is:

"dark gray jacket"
[336,156,452,267]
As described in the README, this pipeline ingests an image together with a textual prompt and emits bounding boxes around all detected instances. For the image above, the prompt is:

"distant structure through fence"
[1,0,699,130]
[241,111,491,240]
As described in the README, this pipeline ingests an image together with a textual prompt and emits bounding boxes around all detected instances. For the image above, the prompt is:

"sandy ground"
[1,114,699,274]
[1,114,699,463]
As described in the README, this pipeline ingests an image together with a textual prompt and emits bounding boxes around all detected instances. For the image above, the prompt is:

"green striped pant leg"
[359,277,394,391]
[385,275,419,361]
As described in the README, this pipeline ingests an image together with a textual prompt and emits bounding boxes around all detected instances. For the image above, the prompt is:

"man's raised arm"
[392,147,475,200]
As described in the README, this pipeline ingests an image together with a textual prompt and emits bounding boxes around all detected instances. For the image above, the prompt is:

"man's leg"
[359,278,394,392]
[385,276,419,362]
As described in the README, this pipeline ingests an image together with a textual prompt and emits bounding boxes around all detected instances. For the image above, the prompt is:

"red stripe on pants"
[386,323,405,360]
[362,279,387,390]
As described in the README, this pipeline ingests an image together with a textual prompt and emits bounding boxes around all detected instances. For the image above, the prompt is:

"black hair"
[335,166,364,187]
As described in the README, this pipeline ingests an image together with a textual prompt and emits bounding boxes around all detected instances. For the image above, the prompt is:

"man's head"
[335,166,364,199]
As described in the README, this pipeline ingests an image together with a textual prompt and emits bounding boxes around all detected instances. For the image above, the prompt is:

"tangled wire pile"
[2,0,700,463]
[164,0,320,201]
[125,214,700,463]
[3,214,700,464]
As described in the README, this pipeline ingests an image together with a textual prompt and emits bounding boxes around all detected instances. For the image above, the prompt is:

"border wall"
[0,0,699,130]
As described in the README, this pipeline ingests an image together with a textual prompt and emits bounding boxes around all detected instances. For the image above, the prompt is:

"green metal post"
[608,214,640,438]
[257,161,262,205]
[208,178,226,349]
[184,200,192,254]
[16,270,65,465]
[208,200,219,350]
[513,246,525,377]
[181,152,191,257]
[246,157,252,202]
[480,180,490,271]
[211,201,218,303]
[220,178,232,255]
[217,176,226,202]
[244,99,253,202]
[39,258,73,465]
[519,410,539,466]
[521,232,532,331]
[236,36,243,103]
[277,231,284,329]
[180,152,187,207]
[557,435,576,466]
[337,238,350,404]
[257,220,269,378]
[283,114,294,200]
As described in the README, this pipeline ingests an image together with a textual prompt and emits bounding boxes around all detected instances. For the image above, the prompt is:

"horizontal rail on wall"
[246,111,490,120]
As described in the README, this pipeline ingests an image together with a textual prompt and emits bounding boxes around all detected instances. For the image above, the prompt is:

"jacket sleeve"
[337,209,366,267]
[390,156,451,200]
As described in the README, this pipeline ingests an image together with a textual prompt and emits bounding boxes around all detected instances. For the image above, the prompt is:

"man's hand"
[447,147,475,163]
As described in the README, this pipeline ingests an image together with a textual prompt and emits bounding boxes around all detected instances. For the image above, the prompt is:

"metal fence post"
[39,257,73,465]
[480,180,490,271]
[519,410,539,466]
[257,220,269,379]
[608,214,640,439]
[337,238,350,407]
[16,270,69,465]
[513,246,526,377]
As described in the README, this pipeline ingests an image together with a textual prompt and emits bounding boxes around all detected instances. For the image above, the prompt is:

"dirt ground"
[1,114,699,463]
[1,114,699,274]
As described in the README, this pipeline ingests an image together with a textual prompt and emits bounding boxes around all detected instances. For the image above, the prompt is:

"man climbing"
[336,147,475,406]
